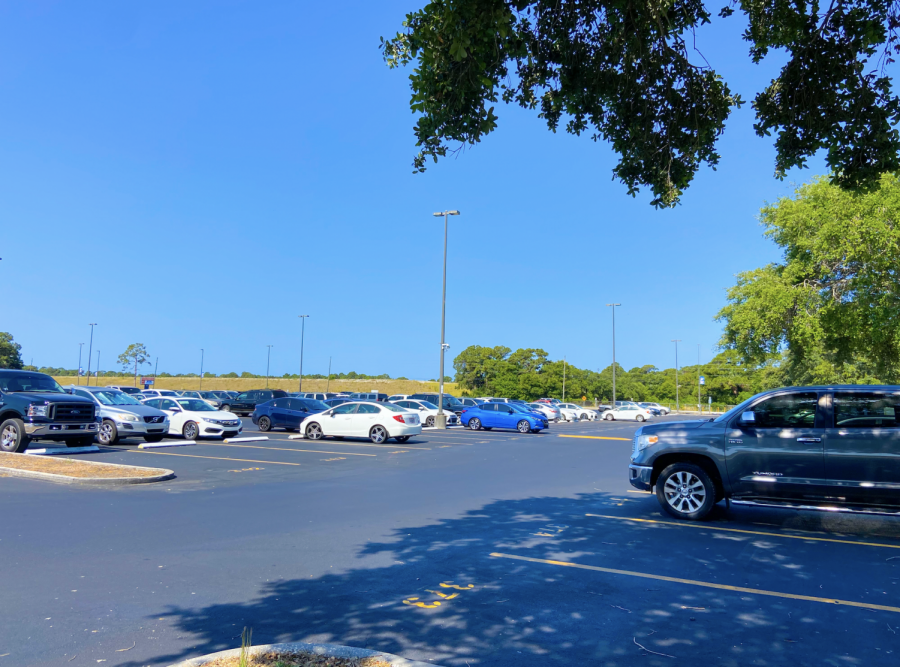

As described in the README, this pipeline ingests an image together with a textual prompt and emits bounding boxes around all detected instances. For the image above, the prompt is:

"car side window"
[332,403,359,415]
[145,399,160,408]
[481,404,495,412]
[272,398,288,408]
[237,392,249,400]
[358,403,380,414]
[160,399,178,410]
[834,392,900,428]
[749,392,818,428]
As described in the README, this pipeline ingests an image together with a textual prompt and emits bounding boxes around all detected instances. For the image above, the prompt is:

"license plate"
[409,416,419,424]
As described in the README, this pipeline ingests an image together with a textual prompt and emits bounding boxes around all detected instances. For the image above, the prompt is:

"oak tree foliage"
[382,0,900,207]
[0,332,24,370]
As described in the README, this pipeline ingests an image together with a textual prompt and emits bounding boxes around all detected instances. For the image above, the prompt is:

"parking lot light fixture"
[86,323,97,386]
[266,345,273,389]
[298,315,309,392]
[433,210,460,428]
[672,339,682,412]
[606,304,620,405]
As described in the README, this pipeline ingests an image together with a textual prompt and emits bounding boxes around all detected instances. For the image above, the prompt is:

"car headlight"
[635,434,660,451]
[113,413,140,422]
[27,403,50,417]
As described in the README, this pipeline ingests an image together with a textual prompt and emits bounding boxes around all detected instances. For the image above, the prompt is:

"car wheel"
[604,414,614,421]
[468,418,481,431]
[305,422,323,440]
[0,418,29,453]
[636,415,645,422]
[369,425,388,444]
[182,421,199,440]
[426,416,435,427]
[656,463,716,521]
[258,416,272,432]
[395,436,410,443]
[220,404,231,413]
[517,420,530,433]
[143,435,164,443]
[98,419,119,445]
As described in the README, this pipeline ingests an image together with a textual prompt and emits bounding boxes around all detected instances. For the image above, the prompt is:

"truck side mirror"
[740,411,756,423]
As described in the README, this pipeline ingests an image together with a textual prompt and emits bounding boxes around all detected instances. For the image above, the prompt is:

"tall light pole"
[265,345,273,389]
[433,209,460,428]
[672,339,682,412]
[606,304,620,405]
[77,343,84,386]
[298,315,309,392]
[86,323,97,386]
[199,349,205,390]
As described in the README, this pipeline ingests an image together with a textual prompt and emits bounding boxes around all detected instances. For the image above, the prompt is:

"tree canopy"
[717,174,900,383]
[0,332,24,369]
[382,0,900,207]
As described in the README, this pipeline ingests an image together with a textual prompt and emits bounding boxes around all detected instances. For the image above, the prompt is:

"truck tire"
[98,419,120,445]
[656,463,716,521]
[0,418,30,453]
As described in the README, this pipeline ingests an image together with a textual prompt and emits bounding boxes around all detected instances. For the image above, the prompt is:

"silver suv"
[68,386,169,445]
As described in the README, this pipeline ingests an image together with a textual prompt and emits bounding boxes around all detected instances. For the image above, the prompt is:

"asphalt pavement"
[3,415,900,666]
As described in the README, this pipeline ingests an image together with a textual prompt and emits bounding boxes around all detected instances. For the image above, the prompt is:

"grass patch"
[54,377,459,395]
[0,452,165,478]
[201,652,391,667]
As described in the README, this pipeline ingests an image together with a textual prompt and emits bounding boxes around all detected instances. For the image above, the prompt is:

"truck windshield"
[0,373,65,393]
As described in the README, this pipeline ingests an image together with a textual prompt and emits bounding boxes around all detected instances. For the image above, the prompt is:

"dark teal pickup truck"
[630,386,900,520]
[0,370,98,452]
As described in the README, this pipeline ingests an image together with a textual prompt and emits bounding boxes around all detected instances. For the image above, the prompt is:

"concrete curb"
[0,458,175,486]
[24,445,100,455]
[167,641,443,667]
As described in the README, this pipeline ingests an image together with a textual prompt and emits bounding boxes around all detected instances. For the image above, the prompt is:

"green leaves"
[383,0,900,206]
[0,332,24,370]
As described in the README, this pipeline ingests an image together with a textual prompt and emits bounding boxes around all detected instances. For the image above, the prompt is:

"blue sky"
[1,1,828,379]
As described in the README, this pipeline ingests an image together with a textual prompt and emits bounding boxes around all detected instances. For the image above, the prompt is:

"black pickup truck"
[0,369,99,452]
[630,385,900,520]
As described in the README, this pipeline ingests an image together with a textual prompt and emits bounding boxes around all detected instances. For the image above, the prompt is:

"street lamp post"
[200,349,204,390]
[606,304,620,406]
[433,209,460,429]
[265,345,273,389]
[672,339,682,412]
[77,343,84,386]
[298,315,309,392]
[86,323,97,386]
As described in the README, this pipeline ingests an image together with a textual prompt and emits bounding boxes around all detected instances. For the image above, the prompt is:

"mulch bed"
[0,451,164,478]
[201,651,391,667]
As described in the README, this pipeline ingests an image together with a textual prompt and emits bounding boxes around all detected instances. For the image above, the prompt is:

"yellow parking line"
[265,437,430,450]
[489,552,900,613]
[585,514,900,550]
[559,435,631,441]
[200,443,375,457]
[129,450,302,466]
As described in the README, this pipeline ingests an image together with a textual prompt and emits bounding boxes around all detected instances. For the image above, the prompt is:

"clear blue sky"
[1,1,827,379]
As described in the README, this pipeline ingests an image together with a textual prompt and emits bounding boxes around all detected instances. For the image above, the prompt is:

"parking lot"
[3,415,900,666]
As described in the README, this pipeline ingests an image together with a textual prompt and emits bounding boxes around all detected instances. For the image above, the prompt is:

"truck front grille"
[51,403,94,422]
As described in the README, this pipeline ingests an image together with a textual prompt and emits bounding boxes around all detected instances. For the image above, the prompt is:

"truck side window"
[834,392,900,428]
[751,392,818,428]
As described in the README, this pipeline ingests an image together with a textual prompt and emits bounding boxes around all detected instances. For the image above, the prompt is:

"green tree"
[382,1,900,207]
[717,174,900,383]
[117,343,150,386]
[0,332,24,369]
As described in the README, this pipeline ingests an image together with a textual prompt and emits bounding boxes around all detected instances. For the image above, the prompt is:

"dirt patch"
[0,452,165,478]
[201,652,391,667]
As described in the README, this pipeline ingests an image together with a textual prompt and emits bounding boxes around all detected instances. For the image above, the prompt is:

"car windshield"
[0,373,64,393]
[300,399,329,411]
[509,404,532,413]
[419,401,438,410]
[94,391,142,406]
[177,399,216,412]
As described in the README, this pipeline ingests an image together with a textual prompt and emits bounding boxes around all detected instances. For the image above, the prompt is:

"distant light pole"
[326,356,332,393]
[77,343,84,386]
[199,349,205,390]
[265,345,273,389]
[86,323,97,386]
[298,315,309,392]
[672,339,682,412]
[606,304,621,405]
[433,209,460,428]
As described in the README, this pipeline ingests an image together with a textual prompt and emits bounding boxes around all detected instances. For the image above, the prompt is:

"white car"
[527,402,562,421]
[601,405,654,422]
[557,405,582,422]
[559,403,598,421]
[639,402,670,415]
[139,389,179,399]
[302,401,422,444]
[391,399,459,427]
[386,394,415,402]
[142,397,243,439]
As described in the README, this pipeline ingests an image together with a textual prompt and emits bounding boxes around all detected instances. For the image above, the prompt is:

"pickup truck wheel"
[0,418,30,453]
[98,420,120,445]
[656,463,716,520]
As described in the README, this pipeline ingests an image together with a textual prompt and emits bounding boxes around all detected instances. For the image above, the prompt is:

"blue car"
[460,402,548,433]
[252,397,329,432]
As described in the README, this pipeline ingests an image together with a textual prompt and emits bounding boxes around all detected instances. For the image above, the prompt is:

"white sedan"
[559,403,598,421]
[142,397,243,439]
[557,405,582,422]
[391,399,459,427]
[600,405,654,422]
[303,401,422,443]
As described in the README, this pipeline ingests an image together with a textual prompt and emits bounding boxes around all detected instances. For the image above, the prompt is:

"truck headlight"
[636,434,659,451]
[27,404,50,417]
[114,413,140,422]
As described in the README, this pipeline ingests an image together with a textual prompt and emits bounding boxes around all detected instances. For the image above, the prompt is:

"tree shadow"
[131,492,897,666]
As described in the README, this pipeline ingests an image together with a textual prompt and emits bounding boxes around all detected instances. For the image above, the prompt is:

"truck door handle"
[796,437,822,443]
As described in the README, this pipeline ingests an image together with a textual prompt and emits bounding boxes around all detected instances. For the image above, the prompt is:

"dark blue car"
[252,397,329,432]
[460,402,548,433]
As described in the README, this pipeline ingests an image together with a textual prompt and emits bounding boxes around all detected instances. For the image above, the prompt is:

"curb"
[167,641,444,667]
[24,445,100,456]
[0,459,175,486]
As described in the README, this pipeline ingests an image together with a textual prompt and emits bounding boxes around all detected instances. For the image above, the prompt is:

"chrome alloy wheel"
[98,421,115,444]
[370,425,387,444]
[1,423,19,449]
[306,422,323,440]
[663,471,707,514]
[517,420,531,433]
[183,422,198,440]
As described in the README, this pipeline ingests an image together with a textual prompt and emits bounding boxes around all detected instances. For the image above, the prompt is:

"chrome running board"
[731,499,900,517]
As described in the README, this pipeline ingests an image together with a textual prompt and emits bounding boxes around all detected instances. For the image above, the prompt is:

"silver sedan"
[527,402,561,421]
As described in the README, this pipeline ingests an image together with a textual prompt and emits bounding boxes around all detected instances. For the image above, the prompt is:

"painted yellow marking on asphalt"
[229,467,264,473]
[320,457,346,462]
[559,435,631,441]
[129,450,302,466]
[627,490,652,494]
[585,514,900,550]
[489,552,900,613]
[266,438,430,450]
[200,442,375,457]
